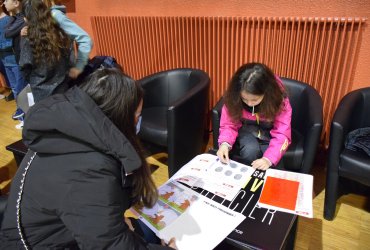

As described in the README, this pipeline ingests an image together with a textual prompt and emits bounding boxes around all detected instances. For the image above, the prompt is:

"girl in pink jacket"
[217,63,292,170]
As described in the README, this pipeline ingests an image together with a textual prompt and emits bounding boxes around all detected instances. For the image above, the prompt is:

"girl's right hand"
[217,144,230,164]
[69,67,83,79]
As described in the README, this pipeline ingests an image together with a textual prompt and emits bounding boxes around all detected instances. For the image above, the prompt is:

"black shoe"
[5,92,14,102]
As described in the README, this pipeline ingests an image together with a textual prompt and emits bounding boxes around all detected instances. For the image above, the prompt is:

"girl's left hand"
[21,26,28,36]
[251,157,271,171]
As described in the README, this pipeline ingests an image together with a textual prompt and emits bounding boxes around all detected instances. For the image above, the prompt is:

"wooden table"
[5,139,27,167]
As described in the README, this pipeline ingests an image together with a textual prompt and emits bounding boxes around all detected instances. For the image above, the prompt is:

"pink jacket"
[218,77,292,166]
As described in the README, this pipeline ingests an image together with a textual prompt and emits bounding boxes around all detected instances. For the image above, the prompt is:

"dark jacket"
[4,12,26,63]
[0,87,169,249]
[0,15,17,68]
[345,127,370,156]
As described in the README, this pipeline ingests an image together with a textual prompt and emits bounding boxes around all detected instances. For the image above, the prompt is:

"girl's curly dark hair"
[224,62,286,121]
[22,0,71,65]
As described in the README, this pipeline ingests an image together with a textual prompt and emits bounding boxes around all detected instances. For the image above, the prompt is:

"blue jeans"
[4,65,26,99]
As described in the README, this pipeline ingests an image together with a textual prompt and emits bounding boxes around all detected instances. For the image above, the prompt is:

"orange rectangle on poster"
[259,176,299,211]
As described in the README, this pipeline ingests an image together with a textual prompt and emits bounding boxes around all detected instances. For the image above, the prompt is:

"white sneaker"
[0,94,5,99]
[15,120,24,130]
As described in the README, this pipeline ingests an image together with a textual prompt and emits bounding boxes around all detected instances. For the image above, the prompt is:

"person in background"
[4,0,24,62]
[3,0,27,125]
[0,68,177,249]
[43,0,92,79]
[217,62,292,170]
[0,2,11,99]
[19,0,71,103]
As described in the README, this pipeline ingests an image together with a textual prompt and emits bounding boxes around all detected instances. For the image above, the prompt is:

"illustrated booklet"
[131,154,249,250]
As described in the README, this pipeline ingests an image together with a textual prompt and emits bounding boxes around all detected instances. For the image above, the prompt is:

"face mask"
[136,115,142,134]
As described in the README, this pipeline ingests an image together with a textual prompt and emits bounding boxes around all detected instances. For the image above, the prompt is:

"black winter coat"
[0,87,169,249]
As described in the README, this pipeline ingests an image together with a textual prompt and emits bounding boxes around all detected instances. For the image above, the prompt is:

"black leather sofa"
[324,87,370,220]
[138,68,210,177]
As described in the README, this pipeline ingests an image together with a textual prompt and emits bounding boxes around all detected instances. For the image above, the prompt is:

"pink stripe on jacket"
[218,76,292,166]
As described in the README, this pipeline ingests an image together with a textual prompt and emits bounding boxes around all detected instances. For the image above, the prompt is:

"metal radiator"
[91,16,366,141]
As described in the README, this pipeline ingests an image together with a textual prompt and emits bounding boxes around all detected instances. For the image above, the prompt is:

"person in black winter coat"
[0,68,177,249]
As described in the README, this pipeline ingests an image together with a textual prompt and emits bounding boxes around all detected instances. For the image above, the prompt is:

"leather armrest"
[300,86,323,173]
[167,74,210,174]
[332,91,362,136]
[168,76,209,109]
[304,87,323,135]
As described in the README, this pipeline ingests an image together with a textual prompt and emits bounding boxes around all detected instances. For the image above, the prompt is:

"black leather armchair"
[212,77,323,174]
[138,68,210,177]
[324,87,370,220]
